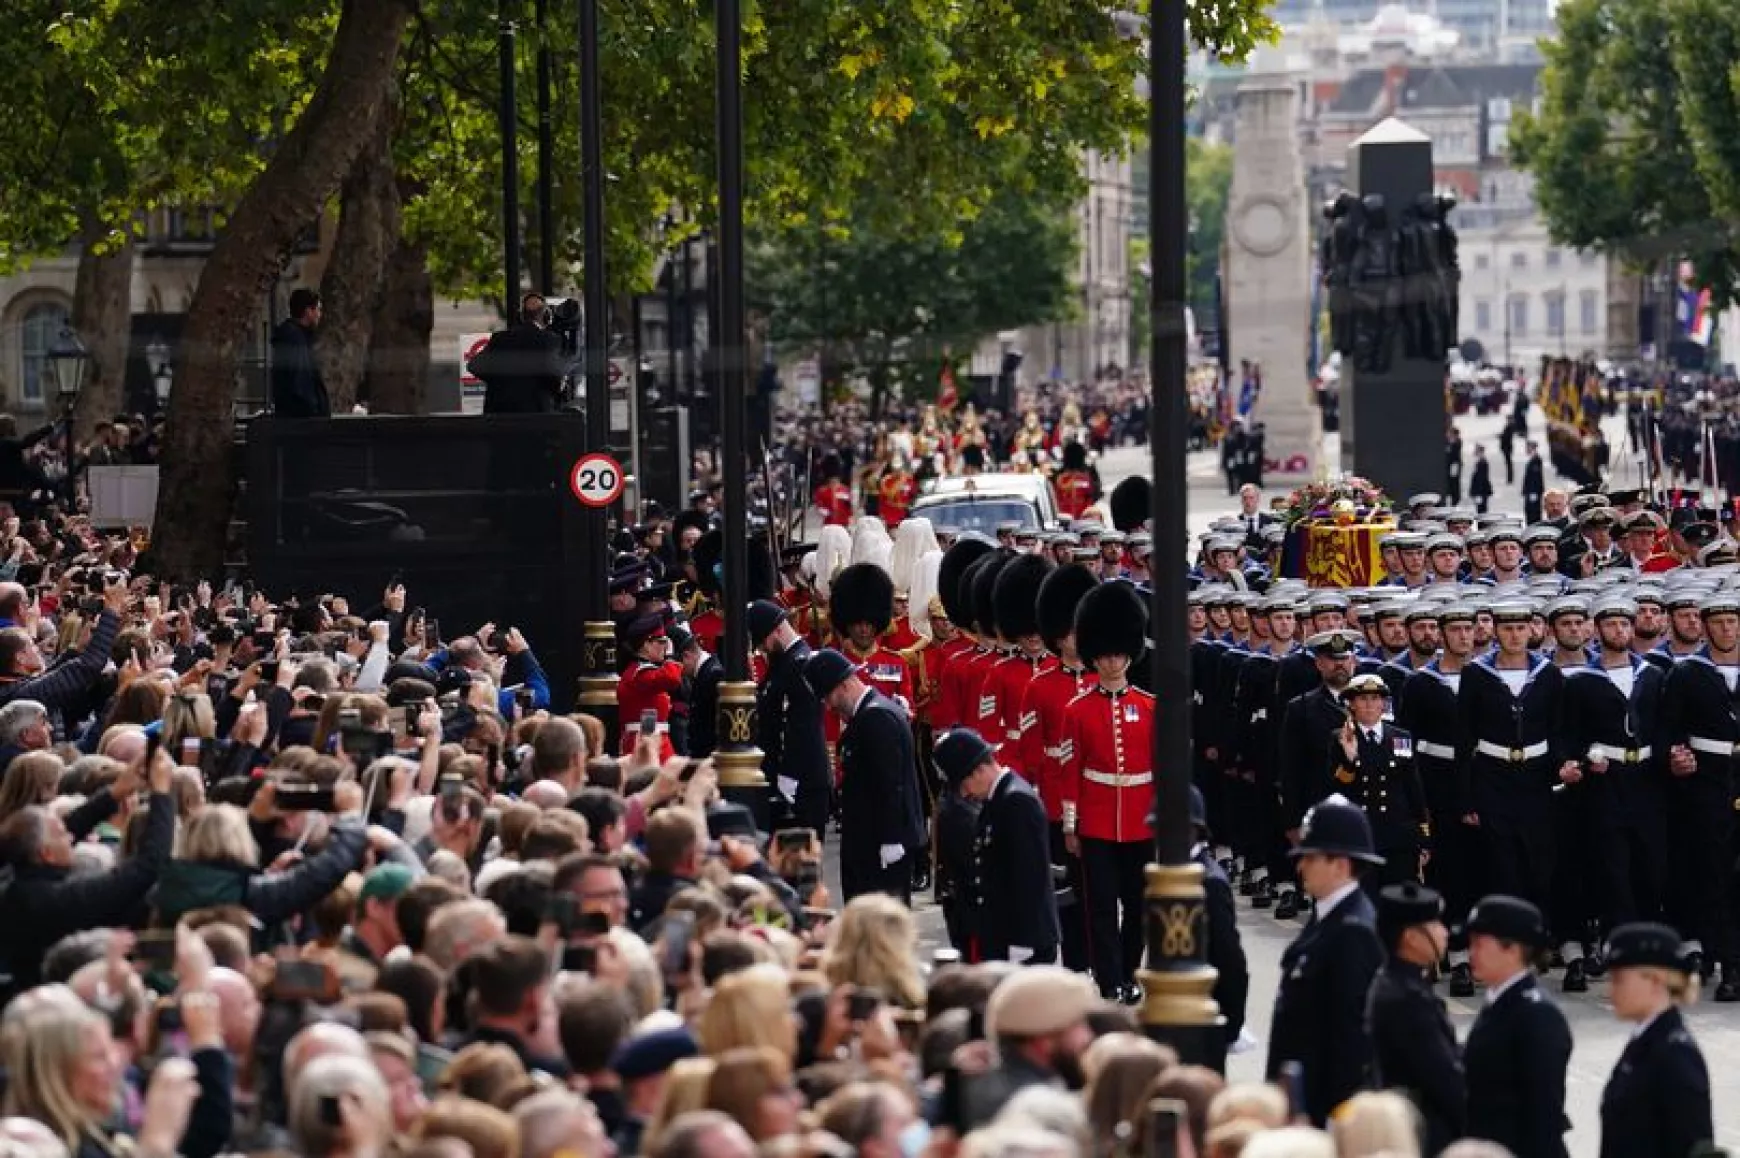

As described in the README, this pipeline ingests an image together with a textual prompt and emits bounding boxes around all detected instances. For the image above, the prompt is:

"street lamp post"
[500,0,521,304]
[712,0,770,822]
[146,338,173,414]
[45,327,90,505]
[1141,5,1226,1071]
[576,0,619,736]
[535,0,555,292]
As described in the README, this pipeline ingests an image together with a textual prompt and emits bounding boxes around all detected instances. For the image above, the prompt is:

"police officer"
[1658,593,1740,999]
[1327,673,1429,895]
[1462,894,1572,1158]
[936,728,1058,964]
[1366,882,1465,1155]
[1277,629,1362,920]
[1599,922,1713,1158]
[1189,784,1249,1046]
[1265,794,1384,1126]
[751,600,831,840]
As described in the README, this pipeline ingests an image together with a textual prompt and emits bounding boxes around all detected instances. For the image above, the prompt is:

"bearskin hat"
[1037,565,1100,651]
[1061,441,1088,472]
[691,529,724,597]
[1076,580,1148,666]
[993,554,1053,643]
[938,536,996,629]
[1109,476,1151,533]
[971,549,1017,641]
[747,538,776,602]
[829,562,895,634]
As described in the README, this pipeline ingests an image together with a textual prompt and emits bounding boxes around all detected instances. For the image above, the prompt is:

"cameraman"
[468,293,567,414]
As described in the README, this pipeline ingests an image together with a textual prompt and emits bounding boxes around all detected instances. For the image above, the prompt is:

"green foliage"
[1185,137,1233,314]
[749,188,1080,384]
[1511,0,1740,306]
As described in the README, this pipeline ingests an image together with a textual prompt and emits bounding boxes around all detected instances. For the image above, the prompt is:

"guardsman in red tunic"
[617,615,681,760]
[814,456,854,527]
[878,459,918,529]
[885,583,922,653]
[1061,581,1156,1002]
[983,555,1057,777]
[1021,563,1100,970]
[1052,440,1101,520]
[964,552,1020,752]
[934,539,997,730]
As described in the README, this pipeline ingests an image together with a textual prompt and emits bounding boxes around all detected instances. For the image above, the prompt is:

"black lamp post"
[711,0,770,822]
[500,0,521,304]
[1140,6,1225,1070]
[575,0,619,736]
[46,327,90,505]
[146,338,173,416]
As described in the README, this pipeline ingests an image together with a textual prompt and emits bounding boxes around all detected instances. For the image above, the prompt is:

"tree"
[1511,0,1740,307]
[750,188,1079,414]
[1185,138,1234,321]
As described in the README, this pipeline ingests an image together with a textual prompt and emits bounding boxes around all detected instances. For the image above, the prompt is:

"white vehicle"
[910,472,1060,534]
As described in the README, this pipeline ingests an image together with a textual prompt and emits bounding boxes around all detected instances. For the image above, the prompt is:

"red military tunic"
[964,647,1014,748]
[878,470,918,528]
[1021,663,1097,822]
[842,641,914,709]
[904,639,946,729]
[884,618,921,653]
[1053,469,1097,519]
[983,650,1055,776]
[617,659,683,758]
[814,481,853,527]
[931,635,977,730]
[690,607,724,656]
[1060,683,1156,843]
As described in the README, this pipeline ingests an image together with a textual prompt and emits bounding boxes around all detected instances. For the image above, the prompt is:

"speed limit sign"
[569,452,625,508]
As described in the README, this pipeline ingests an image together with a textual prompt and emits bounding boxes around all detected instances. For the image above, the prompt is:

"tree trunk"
[70,217,135,444]
[150,0,415,580]
[364,235,433,413]
[316,102,402,411]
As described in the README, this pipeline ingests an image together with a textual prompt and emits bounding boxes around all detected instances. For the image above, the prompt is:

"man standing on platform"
[805,648,924,902]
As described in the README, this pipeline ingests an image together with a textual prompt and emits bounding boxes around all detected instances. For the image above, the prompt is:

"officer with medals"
[1277,629,1362,920]
[1598,922,1714,1158]
[1366,882,1465,1155]
[1658,592,1740,999]
[1326,673,1429,896]
[1462,894,1573,1158]
[936,727,1058,964]
[1265,794,1385,1127]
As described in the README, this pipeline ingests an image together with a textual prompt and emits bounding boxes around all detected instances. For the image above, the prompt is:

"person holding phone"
[617,617,681,761]
[935,728,1057,965]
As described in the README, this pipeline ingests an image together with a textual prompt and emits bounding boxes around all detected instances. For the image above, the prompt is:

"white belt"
[1083,769,1154,788]
[1587,744,1652,764]
[1415,740,1457,760]
[1688,736,1740,758]
[1473,740,1549,763]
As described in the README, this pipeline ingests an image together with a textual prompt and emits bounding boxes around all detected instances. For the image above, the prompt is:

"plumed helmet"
[993,554,1054,643]
[971,549,1018,641]
[909,549,945,642]
[1109,476,1151,533]
[938,536,996,629]
[889,518,941,599]
[1037,565,1100,652]
[691,529,724,598]
[829,562,895,635]
[1075,580,1148,665]
[813,525,853,601]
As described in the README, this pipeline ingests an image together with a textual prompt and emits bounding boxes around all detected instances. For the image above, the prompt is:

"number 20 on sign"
[570,453,625,508]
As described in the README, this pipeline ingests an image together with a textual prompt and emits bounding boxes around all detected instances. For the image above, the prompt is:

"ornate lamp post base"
[578,619,620,748]
[714,679,770,827]
[1139,861,1227,1071]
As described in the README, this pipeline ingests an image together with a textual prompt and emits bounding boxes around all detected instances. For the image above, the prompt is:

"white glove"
[777,776,798,803]
[879,843,906,868]
[1009,946,1034,965]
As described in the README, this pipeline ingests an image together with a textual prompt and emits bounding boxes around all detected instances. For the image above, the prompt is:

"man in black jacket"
[0,744,176,993]
[936,728,1057,964]
[751,601,830,839]
[270,288,330,418]
[1276,629,1361,919]
[469,293,567,414]
[674,625,723,759]
[1367,882,1465,1155]
[0,577,125,716]
[805,648,924,902]
[627,808,702,932]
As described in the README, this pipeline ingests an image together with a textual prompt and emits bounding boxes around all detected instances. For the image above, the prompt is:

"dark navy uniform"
[1599,1006,1712,1158]
[1279,686,1348,835]
[1398,661,1477,936]
[758,639,831,836]
[835,689,926,902]
[1194,840,1249,1042]
[1231,644,1292,905]
[970,771,1059,963]
[935,786,981,952]
[1366,958,1464,1154]
[1658,645,1740,985]
[1464,972,1572,1158]
[1323,721,1429,894]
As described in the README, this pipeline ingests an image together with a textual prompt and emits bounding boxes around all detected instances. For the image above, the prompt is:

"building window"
[1581,251,1597,268]
[1475,299,1492,332]
[1546,292,1565,338]
[1508,294,1529,337]
[1474,253,1490,271]
[1509,251,1527,270]
[19,303,70,406]
[1545,249,1562,270]
[1580,289,1599,335]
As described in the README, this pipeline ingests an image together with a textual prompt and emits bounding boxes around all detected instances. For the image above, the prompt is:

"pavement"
[847,397,1739,1156]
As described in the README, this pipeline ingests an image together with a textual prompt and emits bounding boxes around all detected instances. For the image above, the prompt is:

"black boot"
[1238,871,1256,897]
[1562,959,1588,994]
[1274,890,1301,920]
[1717,968,1740,1003]
[1252,879,1274,909]
[1449,962,1474,998]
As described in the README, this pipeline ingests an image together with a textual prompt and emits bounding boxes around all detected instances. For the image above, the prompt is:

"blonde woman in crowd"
[1332,1091,1421,1158]
[819,894,926,1010]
